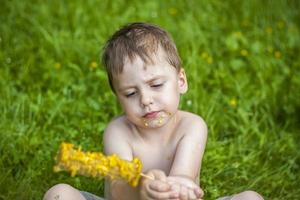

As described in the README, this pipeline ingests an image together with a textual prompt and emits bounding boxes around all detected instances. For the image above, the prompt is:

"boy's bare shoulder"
[179,110,206,125]
[103,115,134,159]
[104,115,130,134]
[103,115,135,142]
[178,110,207,135]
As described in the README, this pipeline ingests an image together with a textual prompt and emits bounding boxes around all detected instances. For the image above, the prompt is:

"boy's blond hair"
[102,22,182,91]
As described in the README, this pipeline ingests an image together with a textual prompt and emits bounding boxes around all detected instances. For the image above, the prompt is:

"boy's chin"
[140,121,166,128]
[140,113,171,128]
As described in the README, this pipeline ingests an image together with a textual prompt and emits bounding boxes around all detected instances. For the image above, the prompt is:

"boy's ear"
[178,68,188,94]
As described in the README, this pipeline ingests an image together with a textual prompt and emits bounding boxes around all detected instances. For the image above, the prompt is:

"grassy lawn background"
[0,0,299,199]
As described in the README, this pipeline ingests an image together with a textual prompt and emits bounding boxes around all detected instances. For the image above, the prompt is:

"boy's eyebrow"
[117,84,135,91]
[146,75,165,83]
[118,75,166,91]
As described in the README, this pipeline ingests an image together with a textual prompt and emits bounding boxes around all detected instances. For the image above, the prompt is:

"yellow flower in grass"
[233,31,243,38]
[265,27,273,35]
[168,7,178,16]
[230,98,237,108]
[274,51,282,59]
[201,52,213,64]
[54,62,61,70]
[240,49,249,57]
[201,52,208,59]
[207,56,213,64]
[90,61,98,70]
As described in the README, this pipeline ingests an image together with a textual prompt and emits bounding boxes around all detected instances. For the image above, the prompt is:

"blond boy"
[44,22,264,200]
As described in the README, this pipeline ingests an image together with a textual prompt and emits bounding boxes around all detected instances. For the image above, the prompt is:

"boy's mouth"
[143,111,159,119]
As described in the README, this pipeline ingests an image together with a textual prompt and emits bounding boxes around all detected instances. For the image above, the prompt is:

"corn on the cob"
[54,143,142,187]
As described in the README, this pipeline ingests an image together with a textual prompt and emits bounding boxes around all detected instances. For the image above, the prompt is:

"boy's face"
[112,47,188,129]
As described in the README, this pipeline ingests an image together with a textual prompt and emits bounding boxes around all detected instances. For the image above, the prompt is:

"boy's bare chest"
[132,142,178,174]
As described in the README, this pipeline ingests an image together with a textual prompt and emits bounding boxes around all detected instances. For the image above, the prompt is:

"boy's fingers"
[179,186,189,200]
[194,187,204,198]
[147,188,179,200]
[170,182,180,192]
[150,169,167,181]
[188,188,197,199]
[149,180,171,192]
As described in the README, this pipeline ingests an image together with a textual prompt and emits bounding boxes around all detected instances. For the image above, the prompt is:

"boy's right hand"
[139,169,180,200]
[167,176,204,200]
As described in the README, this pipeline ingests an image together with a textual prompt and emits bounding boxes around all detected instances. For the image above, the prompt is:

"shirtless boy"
[43,22,264,200]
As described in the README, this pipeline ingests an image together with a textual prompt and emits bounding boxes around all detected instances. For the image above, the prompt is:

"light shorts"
[80,191,105,200]
[216,196,233,200]
[80,191,232,200]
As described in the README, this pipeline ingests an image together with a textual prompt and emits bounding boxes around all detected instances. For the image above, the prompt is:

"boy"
[44,22,264,200]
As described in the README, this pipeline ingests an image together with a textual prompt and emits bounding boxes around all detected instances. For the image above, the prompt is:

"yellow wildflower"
[233,31,243,38]
[90,61,98,70]
[240,49,249,57]
[201,52,208,59]
[168,7,178,16]
[54,62,61,70]
[265,27,273,34]
[200,52,213,64]
[230,99,237,108]
[274,51,282,59]
[207,56,213,64]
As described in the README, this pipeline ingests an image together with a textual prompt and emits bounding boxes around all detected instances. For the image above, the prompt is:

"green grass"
[0,0,299,199]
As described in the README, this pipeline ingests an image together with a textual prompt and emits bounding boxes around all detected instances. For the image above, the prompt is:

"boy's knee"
[43,183,84,200]
[233,190,264,200]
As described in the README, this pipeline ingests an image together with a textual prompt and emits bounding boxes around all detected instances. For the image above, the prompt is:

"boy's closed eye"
[124,82,164,97]
[124,91,136,98]
[151,83,164,88]
[150,80,165,88]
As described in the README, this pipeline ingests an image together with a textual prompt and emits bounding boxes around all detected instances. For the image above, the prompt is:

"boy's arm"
[168,115,207,198]
[103,119,137,200]
[169,115,207,179]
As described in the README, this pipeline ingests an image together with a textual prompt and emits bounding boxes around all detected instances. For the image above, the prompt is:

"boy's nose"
[140,92,153,107]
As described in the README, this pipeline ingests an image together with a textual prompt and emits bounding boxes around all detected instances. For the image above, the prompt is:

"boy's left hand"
[167,176,204,200]
[139,170,180,200]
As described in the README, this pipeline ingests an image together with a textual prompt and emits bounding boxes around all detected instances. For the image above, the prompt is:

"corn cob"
[53,142,143,187]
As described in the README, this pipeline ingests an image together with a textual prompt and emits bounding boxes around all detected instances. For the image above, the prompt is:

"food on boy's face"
[141,111,172,128]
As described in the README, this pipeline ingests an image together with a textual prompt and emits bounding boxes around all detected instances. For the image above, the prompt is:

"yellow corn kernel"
[54,143,142,187]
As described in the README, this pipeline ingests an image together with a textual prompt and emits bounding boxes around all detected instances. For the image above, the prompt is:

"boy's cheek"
[118,100,135,112]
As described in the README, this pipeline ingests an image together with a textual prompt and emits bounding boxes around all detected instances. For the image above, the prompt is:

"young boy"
[43,22,264,200]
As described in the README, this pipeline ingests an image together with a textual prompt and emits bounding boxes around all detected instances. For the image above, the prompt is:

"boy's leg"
[43,183,86,200]
[217,191,263,200]
[231,191,264,200]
